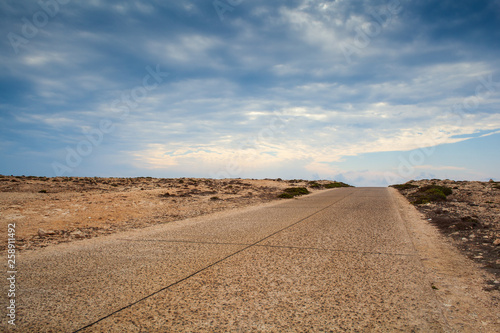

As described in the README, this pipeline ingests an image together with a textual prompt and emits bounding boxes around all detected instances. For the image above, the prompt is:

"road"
[6,188,452,331]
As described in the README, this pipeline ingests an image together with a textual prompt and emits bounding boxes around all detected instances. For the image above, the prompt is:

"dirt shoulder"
[0,176,346,252]
[391,188,500,331]
[391,179,500,290]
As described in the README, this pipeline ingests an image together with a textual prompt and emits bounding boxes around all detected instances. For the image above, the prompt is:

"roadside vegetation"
[278,187,310,198]
[392,182,453,205]
[278,181,353,198]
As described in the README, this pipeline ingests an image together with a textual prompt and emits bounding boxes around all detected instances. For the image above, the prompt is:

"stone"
[70,230,85,239]
[493,239,500,246]
[38,229,55,237]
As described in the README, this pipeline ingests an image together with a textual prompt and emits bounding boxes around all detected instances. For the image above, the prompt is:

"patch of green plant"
[411,185,452,205]
[308,182,321,188]
[284,187,310,195]
[391,183,419,190]
[278,187,310,198]
[324,182,352,188]
[420,185,452,196]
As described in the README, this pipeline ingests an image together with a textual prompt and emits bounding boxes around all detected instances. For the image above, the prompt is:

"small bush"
[420,185,452,196]
[324,182,352,188]
[391,183,419,190]
[411,185,452,205]
[278,187,310,198]
[284,187,310,195]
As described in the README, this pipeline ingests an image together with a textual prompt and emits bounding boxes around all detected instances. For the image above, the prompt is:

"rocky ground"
[0,175,344,252]
[392,179,500,290]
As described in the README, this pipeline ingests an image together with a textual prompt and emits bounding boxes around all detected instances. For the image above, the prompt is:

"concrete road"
[5,188,449,331]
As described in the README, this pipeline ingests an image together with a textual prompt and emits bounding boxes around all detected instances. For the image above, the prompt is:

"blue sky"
[1,0,499,186]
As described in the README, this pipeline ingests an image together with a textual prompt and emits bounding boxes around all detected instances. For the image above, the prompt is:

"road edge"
[390,187,500,332]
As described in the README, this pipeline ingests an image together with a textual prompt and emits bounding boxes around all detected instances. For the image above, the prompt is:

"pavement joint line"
[253,244,418,257]
[117,239,417,257]
[72,190,353,332]
[117,239,251,247]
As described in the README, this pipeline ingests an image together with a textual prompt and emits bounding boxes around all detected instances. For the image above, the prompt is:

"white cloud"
[147,35,224,66]
[414,165,467,171]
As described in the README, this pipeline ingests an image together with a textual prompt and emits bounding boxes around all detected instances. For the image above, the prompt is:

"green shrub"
[284,187,310,195]
[411,185,452,205]
[278,187,310,198]
[391,183,419,190]
[324,182,352,188]
[420,185,452,196]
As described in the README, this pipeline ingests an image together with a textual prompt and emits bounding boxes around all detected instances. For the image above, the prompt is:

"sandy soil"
[392,188,500,331]
[0,176,333,252]
[392,179,500,289]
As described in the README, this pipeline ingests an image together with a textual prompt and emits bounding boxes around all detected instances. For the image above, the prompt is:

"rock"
[493,239,500,246]
[70,230,85,239]
[38,229,55,237]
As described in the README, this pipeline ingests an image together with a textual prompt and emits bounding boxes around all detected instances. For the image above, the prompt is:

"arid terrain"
[3,175,498,286]
[392,179,500,288]
[0,175,345,252]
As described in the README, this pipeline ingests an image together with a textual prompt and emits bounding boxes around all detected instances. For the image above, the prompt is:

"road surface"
[2,188,470,331]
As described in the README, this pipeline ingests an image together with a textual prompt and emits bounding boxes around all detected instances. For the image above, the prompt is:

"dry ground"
[393,179,500,289]
[0,176,335,251]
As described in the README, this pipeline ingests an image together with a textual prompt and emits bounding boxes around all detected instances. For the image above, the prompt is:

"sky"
[1,0,499,186]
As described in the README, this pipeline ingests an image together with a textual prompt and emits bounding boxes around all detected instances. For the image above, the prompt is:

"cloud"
[1,0,499,184]
[414,165,467,171]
